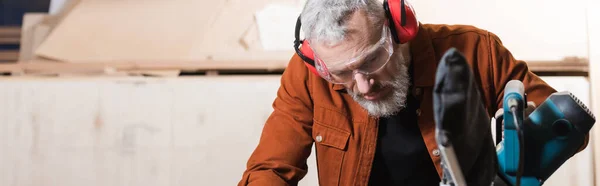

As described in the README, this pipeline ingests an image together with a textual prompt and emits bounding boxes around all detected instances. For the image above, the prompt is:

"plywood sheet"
[0,51,19,62]
[0,76,318,186]
[34,0,299,63]
[19,13,52,61]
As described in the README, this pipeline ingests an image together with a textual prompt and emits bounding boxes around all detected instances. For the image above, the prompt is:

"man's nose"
[355,73,374,94]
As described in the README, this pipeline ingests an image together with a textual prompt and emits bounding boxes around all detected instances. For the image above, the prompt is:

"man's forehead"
[309,9,384,65]
[312,28,382,65]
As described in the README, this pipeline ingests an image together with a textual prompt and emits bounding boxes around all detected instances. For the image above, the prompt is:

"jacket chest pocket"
[313,119,351,186]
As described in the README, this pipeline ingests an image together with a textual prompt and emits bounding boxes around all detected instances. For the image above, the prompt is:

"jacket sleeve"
[238,55,315,186]
[487,32,589,153]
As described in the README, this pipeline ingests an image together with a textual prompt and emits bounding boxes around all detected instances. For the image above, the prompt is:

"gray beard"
[348,56,411,118]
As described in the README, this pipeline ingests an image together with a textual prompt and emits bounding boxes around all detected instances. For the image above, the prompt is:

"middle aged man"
[239,0,590,185]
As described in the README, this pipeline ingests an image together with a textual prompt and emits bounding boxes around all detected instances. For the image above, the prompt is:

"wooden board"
[0,76,319,186]
[0,26,21,37]
[34,0,299,62]
[0,37,20,44]
[17,12,183,76]
[0,59,289,76]
[525,57,589,75]
[0,51,19,62]
[19,13,53,62]
[0,58,585,76]
[0,26,22,63]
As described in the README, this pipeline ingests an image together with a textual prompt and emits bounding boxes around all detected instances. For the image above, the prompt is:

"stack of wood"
[0,0,303,77]
[0,26,20,63]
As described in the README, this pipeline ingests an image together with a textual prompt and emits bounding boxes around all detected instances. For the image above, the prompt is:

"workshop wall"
[410,0,588,62]
[0,76,320,186]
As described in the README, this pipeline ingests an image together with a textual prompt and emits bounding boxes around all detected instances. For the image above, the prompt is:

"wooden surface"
[0,76,319,186]
[0,58,585,76]
[0,26,21,37]
[0,75,593,186]
[0,37,20,44]
[0,51,19,62]
[0,26,21,63]
[0,59,289,75]
[525,57,589,73]
[19,13,52,62]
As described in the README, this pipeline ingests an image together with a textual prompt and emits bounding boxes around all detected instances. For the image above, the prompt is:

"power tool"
[433,48,596,186]
[497,80,529,186]
[496,84,596,186]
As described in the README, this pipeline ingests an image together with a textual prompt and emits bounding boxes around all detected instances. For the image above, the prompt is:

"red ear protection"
[294,0,419,77]
[384,0,419,44]
[293,16,321,76]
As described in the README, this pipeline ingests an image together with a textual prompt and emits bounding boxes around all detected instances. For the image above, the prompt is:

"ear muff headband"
[294,16,320,76]
[385,0,419,44]
[384,0,401,44]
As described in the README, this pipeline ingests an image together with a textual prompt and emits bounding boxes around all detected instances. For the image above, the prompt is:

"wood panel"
[19,13,52,62]
[0,60,289,76]
[0,27,21,37]
[0,76,593,186]
[0,37,20,44]
[0,58,585,76]
[0,76,319,186]
[0,26,21,63]
[34,0,300,62]
[0,51,19,62]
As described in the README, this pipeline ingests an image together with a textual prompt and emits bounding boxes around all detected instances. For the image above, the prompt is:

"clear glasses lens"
[313,27,393,84]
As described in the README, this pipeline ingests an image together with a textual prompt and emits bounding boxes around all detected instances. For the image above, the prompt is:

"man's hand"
[494,101,537,139]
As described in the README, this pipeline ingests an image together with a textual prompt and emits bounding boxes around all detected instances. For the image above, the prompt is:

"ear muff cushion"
[298,40,320,76]
[387,0,419,44]
[299,40,315,61]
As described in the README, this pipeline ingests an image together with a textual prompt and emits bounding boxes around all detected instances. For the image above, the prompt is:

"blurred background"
[1,0,600,185]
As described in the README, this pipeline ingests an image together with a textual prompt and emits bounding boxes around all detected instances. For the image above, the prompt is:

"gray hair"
[300,0,386,44]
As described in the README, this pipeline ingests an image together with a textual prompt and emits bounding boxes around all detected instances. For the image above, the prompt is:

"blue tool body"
[497,88,595,186]
[500,80,526,176]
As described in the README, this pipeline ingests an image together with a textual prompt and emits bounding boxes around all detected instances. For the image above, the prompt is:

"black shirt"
[367,87,440,185]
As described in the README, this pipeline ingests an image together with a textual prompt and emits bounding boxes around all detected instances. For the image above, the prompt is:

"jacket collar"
[332,23,437,91]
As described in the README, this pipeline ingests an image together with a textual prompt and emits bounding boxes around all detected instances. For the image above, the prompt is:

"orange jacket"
[238,23,588,186]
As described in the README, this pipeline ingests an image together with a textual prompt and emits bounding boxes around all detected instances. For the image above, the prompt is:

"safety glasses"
[311,26,394,85]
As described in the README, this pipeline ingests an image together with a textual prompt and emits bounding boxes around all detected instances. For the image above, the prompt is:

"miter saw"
[433,48,595,186]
